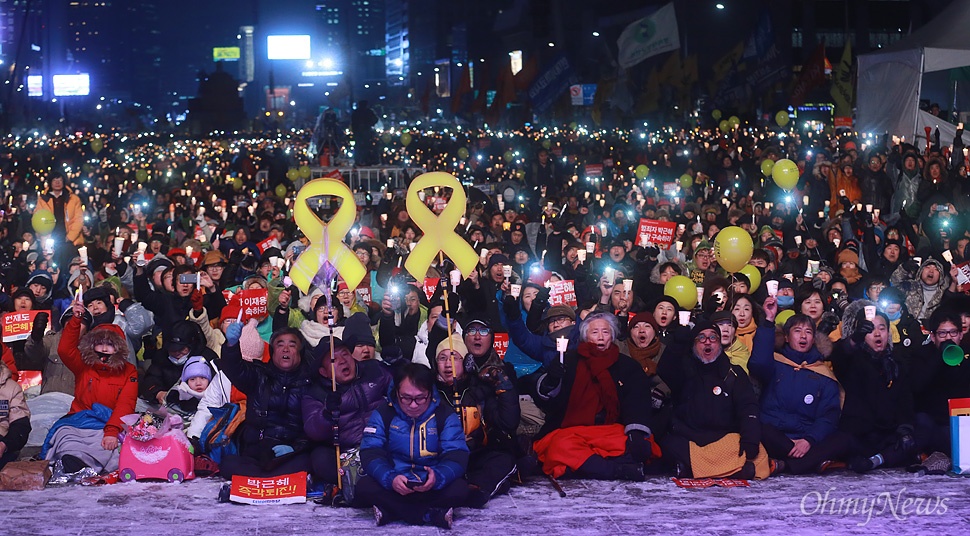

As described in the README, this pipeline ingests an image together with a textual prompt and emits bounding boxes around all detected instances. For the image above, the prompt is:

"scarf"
[774,350,844,408]
[300,320,331,347]
[736,320,757,353]
[562,342,620,428]
[841,265,862,285]
[627,338,662,375]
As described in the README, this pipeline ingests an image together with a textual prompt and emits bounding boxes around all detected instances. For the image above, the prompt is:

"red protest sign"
[256,236,280,254]
[637,218,677,246]
[955,261,970,293]
[355,287,372,305]
[230,288,269,321]
[585,164,603,177]
[2,310,49,343]
[547,280,577,307]
[493,332,510,360]
[423,278,439,302]
[229,472,307,505]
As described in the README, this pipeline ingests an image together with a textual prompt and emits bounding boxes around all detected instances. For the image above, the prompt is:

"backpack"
[199,403,240,464]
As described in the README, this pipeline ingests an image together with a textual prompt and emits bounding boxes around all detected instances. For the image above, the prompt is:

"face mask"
[169,354,188,366]
[95,351,113,364]
[776,295,795,308]
[884,309,902,322]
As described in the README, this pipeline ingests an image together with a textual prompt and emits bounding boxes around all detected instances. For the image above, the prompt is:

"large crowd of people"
[0,120,968,528]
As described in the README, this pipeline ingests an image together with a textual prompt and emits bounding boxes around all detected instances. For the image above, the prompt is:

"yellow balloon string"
[290,178,366,293]
[404,172,479,280]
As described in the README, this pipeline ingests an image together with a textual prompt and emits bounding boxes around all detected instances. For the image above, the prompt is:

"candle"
[803,195,809,205]
[605,267,615,286]
[577,249,587,263]
[137,241,147,253]
[586,242,595,254]
[449,269,462,287]
[556,337,568,363]
[510,284,521,298]
[78,246,88,265]
[622,279,633,292]
[502,265,513,279]
[185,245,193,259]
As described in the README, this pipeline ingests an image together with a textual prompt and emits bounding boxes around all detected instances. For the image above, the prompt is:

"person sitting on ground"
[357,363,469,529]
[302,337,392,498]
[434,334,519,508]
[751,298,841,474]
[165,355,214,416]
[657,319,769,480]
[0,359,30,470]
[44,298,138,475]
[218,324,312,478]
[532,312,657,481]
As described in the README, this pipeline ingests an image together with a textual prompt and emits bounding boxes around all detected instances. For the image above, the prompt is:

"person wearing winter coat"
[888,150,922,217]
[876,286,925,372]
[45,300,138,474]
[302,337,392,486]
[532,312,656,481]
[165,355,215,415]
[219,325,313,478]
[813,306,918,473]
[0,361,30,469]
[141,320,217,405]
[751,298,841,474]
[891,256,949,321]
[858,154,894,214]
[657,320,768,480]
[35,175,85,246]
[435,334,519,508]
[911,309,970,456]
[357,363,469,529]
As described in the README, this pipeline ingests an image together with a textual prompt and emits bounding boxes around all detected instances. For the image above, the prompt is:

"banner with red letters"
[637,218,677,246]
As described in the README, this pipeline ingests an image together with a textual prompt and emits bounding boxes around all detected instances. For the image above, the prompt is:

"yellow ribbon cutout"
[290,178,366,293]
[405,172,479,280]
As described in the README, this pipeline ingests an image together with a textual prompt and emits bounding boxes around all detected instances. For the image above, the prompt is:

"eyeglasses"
[337,290,352,296]
[695,334,720,343]
[935,330,961,338]
[398,393,430,406]
[466,327,491,336]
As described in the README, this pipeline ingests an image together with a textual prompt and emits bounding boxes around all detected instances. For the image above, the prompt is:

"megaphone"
[942,342,966,367]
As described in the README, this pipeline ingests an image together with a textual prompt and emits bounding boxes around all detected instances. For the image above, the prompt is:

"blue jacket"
[41,403,112,458]
[497,300,542,376]
[507,312,578,368]
[360,388,469,491]
[749,323,841,445]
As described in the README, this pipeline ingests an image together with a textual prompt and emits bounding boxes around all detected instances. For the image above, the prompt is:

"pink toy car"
[119,413,195,483]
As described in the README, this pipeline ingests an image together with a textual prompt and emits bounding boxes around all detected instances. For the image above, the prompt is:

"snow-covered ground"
[3,470,968,535]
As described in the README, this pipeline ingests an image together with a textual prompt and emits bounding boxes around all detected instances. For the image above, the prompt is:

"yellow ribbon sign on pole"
[405,172,479,280]
[290,178,366,293]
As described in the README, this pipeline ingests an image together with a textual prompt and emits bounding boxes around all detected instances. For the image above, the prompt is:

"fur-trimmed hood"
[841,299,893,351]
[773,324,833,358]
[79,323,129,372]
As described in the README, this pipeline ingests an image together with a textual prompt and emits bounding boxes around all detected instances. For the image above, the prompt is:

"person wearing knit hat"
[434,334,469,383]
[836,247,866,296]
[649,296,680,339]
[626,311,665,378]
[343,312,377,360]
[165,355,215,415]
[656,317,766,479]
[10,288,34,312]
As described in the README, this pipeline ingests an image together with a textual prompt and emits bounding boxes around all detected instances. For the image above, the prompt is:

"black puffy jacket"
[830,340,914,438]
[220,341,311,456]
[436,361,520,453]
[302,359,393,448]
[657,342,760,448]
[140,320,216,402]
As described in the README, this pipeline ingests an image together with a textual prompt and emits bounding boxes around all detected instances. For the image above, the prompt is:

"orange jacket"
[35,187,85,245]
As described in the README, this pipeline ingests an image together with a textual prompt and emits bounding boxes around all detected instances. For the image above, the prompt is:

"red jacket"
[58,316,138,438]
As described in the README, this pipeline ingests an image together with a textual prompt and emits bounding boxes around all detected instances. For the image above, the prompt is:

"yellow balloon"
[635,165,650,179]
[299,165,312,179]
[739,264,762,291]
[760,159,775,177]
[32,209,56,235]
[90,138,103,154]
[719,120,730,133]
[728,116,740,128]
[664,275,697,309]
[712,109,722,121]
[286,168,299,181]
[679,174,693,189]
[232,176,244,191]
[772,158,800,190]
[713,226,754,273]
[457,147,469,159]
[291,178,367,293]
[775,309,796,328]
[400,132,412,147]
[381,132,392,144]
[275,184,288,198]
[542,139,551,149]
[135,169,149,183]
[405,172,479,280]
[775,111,790,127]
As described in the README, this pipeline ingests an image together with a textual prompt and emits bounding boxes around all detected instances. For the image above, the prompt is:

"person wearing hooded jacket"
[25,269,54,311]
[891,256,949,322]
[219,325,313,478]
[888,150,922,218]
[141,320,217,405]
[751,298,841,474]
[0,360,29,470]
[45,300,138,474]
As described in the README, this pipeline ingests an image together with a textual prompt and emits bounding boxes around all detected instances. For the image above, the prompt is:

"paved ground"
[3,469,969,535]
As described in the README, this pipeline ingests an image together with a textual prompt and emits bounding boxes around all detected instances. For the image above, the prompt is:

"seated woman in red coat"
[531,312,658,481]
[42,299,138,475]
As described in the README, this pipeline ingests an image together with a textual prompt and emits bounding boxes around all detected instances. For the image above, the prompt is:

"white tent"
[857,0,970,142]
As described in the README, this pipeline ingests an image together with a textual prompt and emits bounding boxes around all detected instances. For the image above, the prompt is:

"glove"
[739,441,759,460]
[650,386,667,410]
[643,245,660,259]
[832,292,849,315]
[904,258,921,274]
[189,437,203,455]
[190,288,205,312]
[225,321,243,346]
[118,299,135,313]
[539,359,565,393]
[31,312,49,342]
[672,324,693,344]
[895,424,917,453]
[852,316,875,344]
[228,248,245,264]
[325,391,342,412]
[816,313,840,336]
[481,365,514,392]
[272,444,295,457]
[502,295,521,322]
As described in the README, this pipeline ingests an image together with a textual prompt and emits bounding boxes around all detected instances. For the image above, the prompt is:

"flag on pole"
[617,2,680,70]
